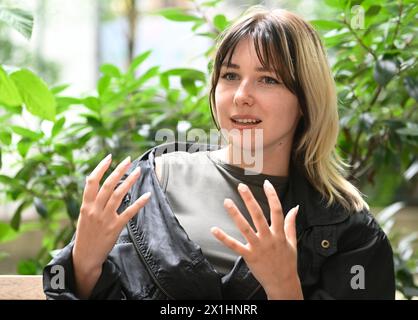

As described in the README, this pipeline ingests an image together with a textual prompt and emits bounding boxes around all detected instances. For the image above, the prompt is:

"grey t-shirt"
[158,150,288,275]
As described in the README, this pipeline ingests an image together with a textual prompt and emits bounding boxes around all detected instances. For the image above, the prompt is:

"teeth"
[234,119,260,124]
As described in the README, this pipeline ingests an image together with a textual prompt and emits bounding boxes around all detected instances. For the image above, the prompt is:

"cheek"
[214,86,230,120]
[263,92,301,126]
[215,85,228,105]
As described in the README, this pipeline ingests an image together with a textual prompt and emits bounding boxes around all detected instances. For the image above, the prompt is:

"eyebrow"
[221,62,274,72]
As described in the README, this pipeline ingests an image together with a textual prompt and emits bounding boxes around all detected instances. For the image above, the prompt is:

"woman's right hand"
[72,154,151,299]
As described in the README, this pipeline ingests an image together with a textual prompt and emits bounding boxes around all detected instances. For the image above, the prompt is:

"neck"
[215,140,292,177]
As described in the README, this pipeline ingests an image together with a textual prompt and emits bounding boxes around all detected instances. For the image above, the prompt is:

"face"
[214,38,302,153]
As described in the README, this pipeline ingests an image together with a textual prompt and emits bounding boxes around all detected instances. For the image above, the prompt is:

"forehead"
[222,38,264,66]
[222,39,282,75]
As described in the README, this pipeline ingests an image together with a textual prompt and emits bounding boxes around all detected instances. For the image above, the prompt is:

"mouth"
[230,115,262,129]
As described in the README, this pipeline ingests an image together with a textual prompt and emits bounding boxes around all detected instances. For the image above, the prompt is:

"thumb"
[284,205,299,249]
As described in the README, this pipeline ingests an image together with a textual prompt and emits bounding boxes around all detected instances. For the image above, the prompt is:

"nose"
[233,80,254,107]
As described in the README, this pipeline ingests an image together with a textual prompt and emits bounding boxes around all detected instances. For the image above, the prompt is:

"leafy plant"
[310,0,418,206]
[0,2,215,272]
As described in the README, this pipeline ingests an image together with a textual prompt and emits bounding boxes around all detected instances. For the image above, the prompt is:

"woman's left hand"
[211,179,303,300]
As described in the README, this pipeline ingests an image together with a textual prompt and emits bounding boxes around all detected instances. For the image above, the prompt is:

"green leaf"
[34,197,48,218]
[366,5,381,16]
[55,97,81,114]
[324,0,346,9]
[160,74,169,90]
[128,50,152,76]
[323,30,351,47]
[82,97,101,112]
[0,65,22,107]
[0,6,33,39]
[404,77,418,102]
[51,117,66,137]
[10,200,29,231]
[134,66,160,87]
[17,259,38,275]
[50,84,70,95]
[373,58,399,86]
[10,69,56,121]
[0,130,12,145]
[50,164,70,175]
[65,197,80,220]
[85,115,103,128]
[11,125,43,140]
[17,138,32,158]
[156,8,202,22]
[201,0,222,7]
[97,75,111,97]
[167,89,181,104]
[1,104,22,114]
[181,77,198,96]
[310,20,343,31]
[100,64,121,78]
[161,68,206,82]
[195,32,217,39]
[0,174,22,189]
[213,14,229,31]
[0,222,18,243]
[191,20,205,32]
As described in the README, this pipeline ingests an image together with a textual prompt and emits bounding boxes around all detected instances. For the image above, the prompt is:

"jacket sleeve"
[305,211,396,300]
[42,159,141,300]
[43,240,124,299]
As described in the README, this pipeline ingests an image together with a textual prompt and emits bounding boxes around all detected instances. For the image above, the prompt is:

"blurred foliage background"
[0,0,417,299]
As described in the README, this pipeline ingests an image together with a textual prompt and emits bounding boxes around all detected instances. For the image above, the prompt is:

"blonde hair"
[208,6,369,212]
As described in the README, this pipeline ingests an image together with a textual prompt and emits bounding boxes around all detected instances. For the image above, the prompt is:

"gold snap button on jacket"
[321,240,330,249]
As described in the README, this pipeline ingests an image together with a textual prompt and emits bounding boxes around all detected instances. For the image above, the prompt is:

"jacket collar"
[140,142,350,231]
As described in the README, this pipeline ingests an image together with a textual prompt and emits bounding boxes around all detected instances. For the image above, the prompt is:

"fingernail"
[294,205,300,214]
[123,156,131,164]
[264,179,273,189]
[103,154,112,162]
[238,183,248,192]
[132,167,141,175]
[142,191,151,200]
[224,198,233,208]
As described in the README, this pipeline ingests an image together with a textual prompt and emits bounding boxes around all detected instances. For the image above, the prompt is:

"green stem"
[390,1,403,49]
[343,19,377,61]
[369,85,382,107]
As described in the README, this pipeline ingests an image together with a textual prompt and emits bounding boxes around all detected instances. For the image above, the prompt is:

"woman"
[43,6,395,300]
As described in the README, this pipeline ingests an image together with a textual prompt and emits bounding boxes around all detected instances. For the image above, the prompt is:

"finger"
[82,154,112,204]
[284,205,299,249]
[263,179,284,235]
[95,156,132,209]
[237,183,270,236]
[224,198,258,244]
[210,226,248,257]
[104,166,142,214]
[118,192,152,226]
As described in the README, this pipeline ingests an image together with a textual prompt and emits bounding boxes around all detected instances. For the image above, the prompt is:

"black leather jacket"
[43,142,395,299]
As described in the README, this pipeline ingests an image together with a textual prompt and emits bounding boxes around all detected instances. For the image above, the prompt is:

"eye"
[261,76,280,85]
[221,72,239,81]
